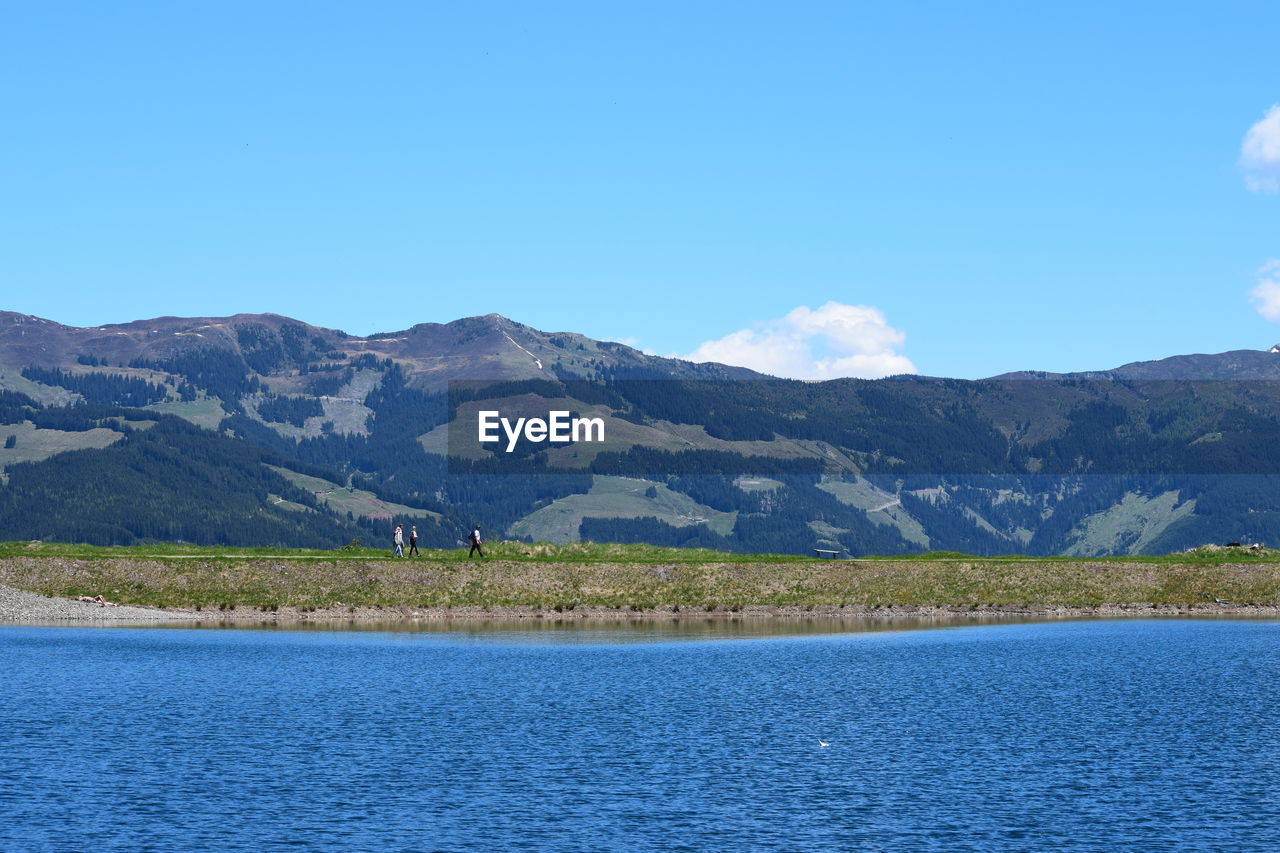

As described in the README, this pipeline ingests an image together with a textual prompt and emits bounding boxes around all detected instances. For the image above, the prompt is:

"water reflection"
[172,613,1087,643]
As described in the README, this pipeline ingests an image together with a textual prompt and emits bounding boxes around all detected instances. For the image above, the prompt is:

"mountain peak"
[0,311,66,327]
[991,347,1280,382]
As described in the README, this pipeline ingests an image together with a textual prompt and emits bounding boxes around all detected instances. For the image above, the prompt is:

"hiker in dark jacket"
[468,525,484,558]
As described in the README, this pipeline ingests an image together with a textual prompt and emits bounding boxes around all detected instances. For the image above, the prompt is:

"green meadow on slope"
[510,475,735,544]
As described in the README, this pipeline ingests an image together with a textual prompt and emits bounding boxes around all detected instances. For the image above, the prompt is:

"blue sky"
[2,1,1278,378]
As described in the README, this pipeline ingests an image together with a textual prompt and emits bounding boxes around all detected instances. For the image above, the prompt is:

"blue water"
[2,620,1278,852]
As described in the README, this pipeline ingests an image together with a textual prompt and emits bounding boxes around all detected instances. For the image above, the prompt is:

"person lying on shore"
[74,594,119,607]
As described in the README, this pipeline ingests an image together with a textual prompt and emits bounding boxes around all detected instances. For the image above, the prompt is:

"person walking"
[468,524,485,559]
[408,525,419,557]
[392,524,404,558]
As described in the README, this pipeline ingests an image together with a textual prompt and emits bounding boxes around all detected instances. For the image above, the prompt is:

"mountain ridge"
[992,349,1280,381]
[5,309,1276,381]
[0,310,764,385]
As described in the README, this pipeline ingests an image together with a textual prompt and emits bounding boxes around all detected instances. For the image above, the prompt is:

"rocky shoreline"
[3,583,1277,626]
[0,584,197,624]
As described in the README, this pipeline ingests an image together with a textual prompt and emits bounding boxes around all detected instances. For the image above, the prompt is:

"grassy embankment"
[1,541,1278,613]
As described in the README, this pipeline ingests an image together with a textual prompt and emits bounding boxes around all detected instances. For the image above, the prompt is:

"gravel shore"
[0,584,196,624]
[3,581,1278,627]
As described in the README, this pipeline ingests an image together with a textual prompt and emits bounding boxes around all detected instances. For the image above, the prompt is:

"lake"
[1,618,1277,851]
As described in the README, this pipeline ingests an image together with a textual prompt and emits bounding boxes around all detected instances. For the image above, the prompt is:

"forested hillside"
[3,310,1280,555]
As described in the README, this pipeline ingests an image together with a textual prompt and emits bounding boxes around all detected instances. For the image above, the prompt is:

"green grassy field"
[509,475,735,544]
[267,466,442,520]
[0,540,807,563]
[0,423,124,470]
[143,397,227,429]
[0,369,81,406]
[1,541,1278,613]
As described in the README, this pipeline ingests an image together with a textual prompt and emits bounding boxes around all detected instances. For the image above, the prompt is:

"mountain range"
[3,310,1280,556]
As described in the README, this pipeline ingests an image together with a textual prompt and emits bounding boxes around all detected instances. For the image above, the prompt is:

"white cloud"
[685,302,918,379]
[1242,105,1280,192]
[1250,260,1280,321]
